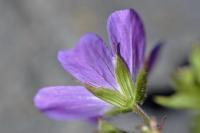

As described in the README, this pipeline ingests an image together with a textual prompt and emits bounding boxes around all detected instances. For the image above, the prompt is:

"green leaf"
[155,92,200,110]
[171,67,198,91]
[86,86,129,108]
[190,45,200,83]
[133,66,148,104]
[192,113,200,133]
[155,44,200,110]
[114,55,134,100]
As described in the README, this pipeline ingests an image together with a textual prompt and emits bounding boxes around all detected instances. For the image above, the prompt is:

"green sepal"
[114,55,134,99]
[104,107,132,117]
[86,86,128,108]
[98,120,127,133]
[133,66,148,104]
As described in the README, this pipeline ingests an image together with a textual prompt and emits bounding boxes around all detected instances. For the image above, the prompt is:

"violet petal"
[34,86,110,120]
[58,33,117,89]
[147,42,164,73]
[107,9,145,80]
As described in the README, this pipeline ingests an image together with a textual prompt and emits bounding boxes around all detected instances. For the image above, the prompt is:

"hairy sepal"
[114,55,135,100]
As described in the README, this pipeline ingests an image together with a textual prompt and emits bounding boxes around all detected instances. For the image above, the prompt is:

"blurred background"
[0,0,200,132]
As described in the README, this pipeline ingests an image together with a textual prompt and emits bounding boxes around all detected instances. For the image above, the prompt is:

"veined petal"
[107,9,145,80]
[34,86,110,120]
[58,33,117,89]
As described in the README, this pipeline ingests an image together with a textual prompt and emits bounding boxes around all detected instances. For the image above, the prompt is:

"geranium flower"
[34,9,161,121]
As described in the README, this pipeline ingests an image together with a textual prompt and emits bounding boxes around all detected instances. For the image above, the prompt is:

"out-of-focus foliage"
[155,45,200,133]
[192,113,200,133]
[155,45,200,109]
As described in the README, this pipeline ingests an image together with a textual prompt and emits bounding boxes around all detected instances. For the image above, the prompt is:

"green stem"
[133,104,151,125]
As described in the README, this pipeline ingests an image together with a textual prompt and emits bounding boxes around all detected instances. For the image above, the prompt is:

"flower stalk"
[133,104,150,126]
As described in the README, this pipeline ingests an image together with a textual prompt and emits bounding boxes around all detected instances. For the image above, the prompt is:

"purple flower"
[34,9,161,121]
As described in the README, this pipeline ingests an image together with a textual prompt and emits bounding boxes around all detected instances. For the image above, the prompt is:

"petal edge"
[107,9,145,80]
[58,33,117,89]
[34,86,110,120]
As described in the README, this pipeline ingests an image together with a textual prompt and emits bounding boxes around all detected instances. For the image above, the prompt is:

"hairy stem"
[133,104,151,125]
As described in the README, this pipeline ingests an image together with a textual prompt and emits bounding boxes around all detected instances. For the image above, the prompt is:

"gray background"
[0,0,199,132]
